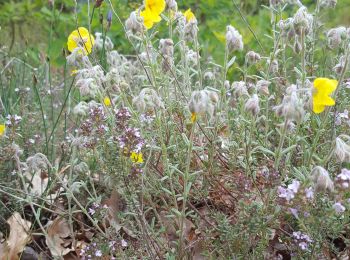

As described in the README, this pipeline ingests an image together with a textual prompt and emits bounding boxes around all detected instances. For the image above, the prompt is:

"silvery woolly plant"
[1,0,350,259]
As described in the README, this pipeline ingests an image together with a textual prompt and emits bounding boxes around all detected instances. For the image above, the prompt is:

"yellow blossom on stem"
[140,0,165,29]
[144,0,165,16]
[70,69,78,76]
[103,97,111,106]
[191,112,197,123]
[184,8,196,22]
[312,77,338,114]
[0,124,5,136]
[67,27,95,55]
[130,152,144,164]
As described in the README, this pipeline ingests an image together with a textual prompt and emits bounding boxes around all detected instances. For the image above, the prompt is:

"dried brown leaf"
[0,212,32,260]
[46,217,73,258]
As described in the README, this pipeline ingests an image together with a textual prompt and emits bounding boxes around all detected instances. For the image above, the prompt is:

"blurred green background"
[1,0,349,66]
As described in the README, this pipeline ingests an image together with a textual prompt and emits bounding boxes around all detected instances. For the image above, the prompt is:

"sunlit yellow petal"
[0,124,5,136]
[141,9,155,29]
[130,152,144,163]
[191,112,197,123]
[67,27,94,55]
[104,97,111,106]
[312,77,338,114]
[312,103,325,114]
[184,8,196,22]
[145,0,165,15]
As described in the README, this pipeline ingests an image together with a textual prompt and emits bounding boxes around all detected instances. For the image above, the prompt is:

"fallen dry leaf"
[0,212,32,260]
[46,217,74,258]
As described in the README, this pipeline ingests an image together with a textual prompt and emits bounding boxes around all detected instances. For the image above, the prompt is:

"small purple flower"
[288,180,300,193]
[121,239,128,248]
[289,208,299,218]
[5,114,22,128]
[305,187,314,200]
[88,208,96,215]
[292,231,313,251]
[277,179,301,202]
[95,249,102,257]
[333,202,346,214]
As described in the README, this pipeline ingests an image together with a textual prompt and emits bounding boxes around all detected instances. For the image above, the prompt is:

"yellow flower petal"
[312,77,338,114]
[130,152,144,164]
[67,27,95,55]
[141,9,156,29]
[0,124,5,136]
[145,0,165,15]
[103,97,111,106]
[312,103,326,114]
[191,112,197,123]
[184,8,196,23]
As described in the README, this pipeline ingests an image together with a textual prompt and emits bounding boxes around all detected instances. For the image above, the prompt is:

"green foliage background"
[1,0,349,66]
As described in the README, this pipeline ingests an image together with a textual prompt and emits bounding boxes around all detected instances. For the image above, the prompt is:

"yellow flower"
[191,112,197,123]
[67,27,95,55]
[0,124,5,136]
[184,8,196,23]
[140,0,165,29]
[144,0,165,16]
[140,9,159,29]
[103,97,111,106]
[130,152,144,164]
[312,77,338,114]
[70,69,78,76]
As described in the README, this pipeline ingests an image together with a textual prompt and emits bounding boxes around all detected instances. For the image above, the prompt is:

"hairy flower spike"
[188,90,219,122]
[334,135,350,163]
[320,0,337,8]
[245,51,261,65]
[232,81,249,98]
[327,27,347,49]
[166,0,177,11]
[293,6,313,36]
[125,11,144,35]
[133,88,164,113]
[311,166,334,193]
[244,94,260,116]
[159,39,174,72]
[256,80,271,96]
[274,85,305,123]
[226,25,243,52]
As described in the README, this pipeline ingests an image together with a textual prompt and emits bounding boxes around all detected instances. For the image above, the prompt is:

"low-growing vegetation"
[1,0,350,259]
